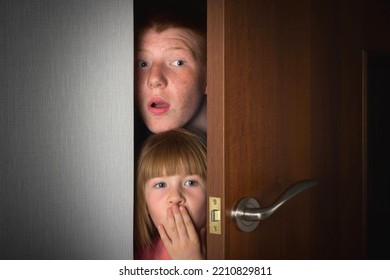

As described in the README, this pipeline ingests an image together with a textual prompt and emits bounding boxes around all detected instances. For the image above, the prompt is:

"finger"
[179,206,198,240]
[157,224,172,247]
[166,206,179,240]
[172,204,188,237]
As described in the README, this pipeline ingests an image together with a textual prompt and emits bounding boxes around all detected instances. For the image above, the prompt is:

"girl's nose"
[147,64,167,88]
[168,188,186,205]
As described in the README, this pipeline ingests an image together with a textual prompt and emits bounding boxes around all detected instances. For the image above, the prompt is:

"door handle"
[231,180,318,232]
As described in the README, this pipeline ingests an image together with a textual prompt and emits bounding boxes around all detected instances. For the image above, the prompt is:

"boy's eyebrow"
[165,47,197,57]
[135,47,198,60]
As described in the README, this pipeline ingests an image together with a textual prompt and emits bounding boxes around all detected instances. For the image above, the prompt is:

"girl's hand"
[157,204,206,260]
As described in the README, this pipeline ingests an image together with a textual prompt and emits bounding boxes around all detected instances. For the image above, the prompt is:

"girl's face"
[144,174,206,231]
[135,27,207,133]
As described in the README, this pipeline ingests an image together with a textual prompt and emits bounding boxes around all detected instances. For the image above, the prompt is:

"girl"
[135,128,207,260]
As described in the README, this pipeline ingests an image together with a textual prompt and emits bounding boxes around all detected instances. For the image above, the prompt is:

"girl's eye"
[184,180,198,187]
[137,60,149,68]
[153,182,166,189]
[170,60,185,67]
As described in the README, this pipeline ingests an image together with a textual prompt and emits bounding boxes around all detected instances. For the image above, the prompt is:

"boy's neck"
[186,96,207,134]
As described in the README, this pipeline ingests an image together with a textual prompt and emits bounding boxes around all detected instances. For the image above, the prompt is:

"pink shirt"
[136,237,171,260]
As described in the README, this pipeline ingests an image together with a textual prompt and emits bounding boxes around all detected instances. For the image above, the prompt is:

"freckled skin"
[135,28,206,133]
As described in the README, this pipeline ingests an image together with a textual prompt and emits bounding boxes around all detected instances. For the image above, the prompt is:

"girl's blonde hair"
[134,128,207,250]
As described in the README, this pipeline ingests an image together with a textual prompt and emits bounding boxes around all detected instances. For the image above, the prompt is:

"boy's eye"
[153,182,166,189]
[137,60,149,68]
[170,60,185,67]
[184,180,198,187]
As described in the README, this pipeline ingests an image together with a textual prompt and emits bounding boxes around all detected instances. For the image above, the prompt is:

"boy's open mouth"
[148,98,170,115]
[151,102,169,108]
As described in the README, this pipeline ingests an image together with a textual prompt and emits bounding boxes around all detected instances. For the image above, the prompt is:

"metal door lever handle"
[231,180,318,232]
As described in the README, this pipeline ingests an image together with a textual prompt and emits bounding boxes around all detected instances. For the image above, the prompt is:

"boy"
[134,0,207,134]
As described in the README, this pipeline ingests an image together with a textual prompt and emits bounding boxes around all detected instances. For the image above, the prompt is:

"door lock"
[209,196,221,234]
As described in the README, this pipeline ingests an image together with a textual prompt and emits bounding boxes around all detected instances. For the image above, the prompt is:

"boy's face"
[135,28,206,133]
[145,174,207,231]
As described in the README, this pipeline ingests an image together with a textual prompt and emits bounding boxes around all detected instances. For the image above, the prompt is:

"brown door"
[207,0,390,259]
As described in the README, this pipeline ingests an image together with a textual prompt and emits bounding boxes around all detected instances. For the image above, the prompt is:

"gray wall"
[0,0,134,259]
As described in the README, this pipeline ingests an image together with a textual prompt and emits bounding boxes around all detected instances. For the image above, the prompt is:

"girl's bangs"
[140,142,206,180]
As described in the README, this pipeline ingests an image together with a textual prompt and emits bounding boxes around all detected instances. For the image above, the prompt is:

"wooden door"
[207,0,390,259]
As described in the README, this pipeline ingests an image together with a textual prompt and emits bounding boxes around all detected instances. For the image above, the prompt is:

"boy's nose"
[148,64,167,88]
